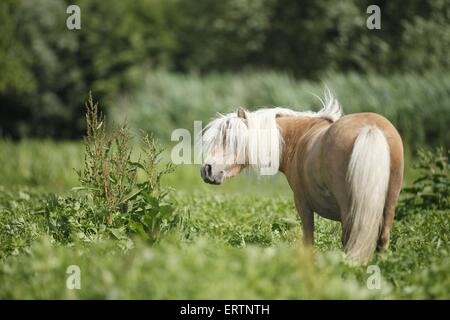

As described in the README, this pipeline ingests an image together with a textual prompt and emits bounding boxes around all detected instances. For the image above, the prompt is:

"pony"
[199,90,404,264]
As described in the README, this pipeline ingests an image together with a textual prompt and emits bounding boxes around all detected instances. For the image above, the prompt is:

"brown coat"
[277,113,403,263]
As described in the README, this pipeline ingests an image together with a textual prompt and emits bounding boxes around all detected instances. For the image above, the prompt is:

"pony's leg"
[340,205,351,249]
[377,182,402,250]
[378,151,403,251]
[377,207,394,251]
[294,198,314,246]
[341,222,349,248]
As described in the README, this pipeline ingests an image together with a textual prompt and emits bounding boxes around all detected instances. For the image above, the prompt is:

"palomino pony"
[200,91,403,264]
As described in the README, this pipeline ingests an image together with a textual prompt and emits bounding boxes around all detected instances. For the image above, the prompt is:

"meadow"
[0,72,449,299]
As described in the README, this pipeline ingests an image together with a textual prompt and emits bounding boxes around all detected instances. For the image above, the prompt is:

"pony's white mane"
[201,90,343,172]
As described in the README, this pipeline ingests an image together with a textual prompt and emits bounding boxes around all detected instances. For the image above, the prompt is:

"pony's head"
[200,107,286,184]
[200,108,249,184]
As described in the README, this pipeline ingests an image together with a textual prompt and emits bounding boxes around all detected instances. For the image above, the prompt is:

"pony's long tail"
[344,126,390,264]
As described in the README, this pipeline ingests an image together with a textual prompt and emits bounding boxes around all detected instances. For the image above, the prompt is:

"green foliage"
[76,94,177,241]
[0,140,449,298]
[1,0,449,138]
[0,91,449,299]
[115,71,450,149]
[177,193,301,247]
[399,0,450,72]
[0,0,181,138]
[177,0,273,72]
[1,0,82,138]
[0,139,81,190]
[0,187,102,259]
[0,237,389,299]
[77,94,138,224]
[372,208,449,299]
[398,148,449,218]
[0,95,179,259]
[0,188,448,298]
[0,0,35,94]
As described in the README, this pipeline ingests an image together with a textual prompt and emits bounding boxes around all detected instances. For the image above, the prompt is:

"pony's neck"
[276,116,331,175]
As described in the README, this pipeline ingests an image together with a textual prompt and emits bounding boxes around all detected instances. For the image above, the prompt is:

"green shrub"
[1,0,449,139]
[76,94,177,241]
[0,0,181,139]
[398,148,449,218]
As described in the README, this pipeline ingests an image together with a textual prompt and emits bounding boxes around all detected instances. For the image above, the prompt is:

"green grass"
[0,72,448,299]
[0,140,448,299]
[0,140,82,192]
[112,71,450,149]
[0,139,418,194]
[0,189,448,299]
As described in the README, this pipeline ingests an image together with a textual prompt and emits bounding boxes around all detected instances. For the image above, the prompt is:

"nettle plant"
[398,147,449,218]
[76,94,177,242]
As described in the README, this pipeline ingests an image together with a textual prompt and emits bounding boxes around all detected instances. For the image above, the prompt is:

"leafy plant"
[398,147,449,218]
[76,93,137,224]
[119,134,178,242]
[76,93,177,241]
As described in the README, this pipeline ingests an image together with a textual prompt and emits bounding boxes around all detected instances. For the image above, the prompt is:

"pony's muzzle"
[200,164,220,185]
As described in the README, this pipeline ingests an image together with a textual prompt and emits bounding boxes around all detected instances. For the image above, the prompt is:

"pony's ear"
[237,107,247,119]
